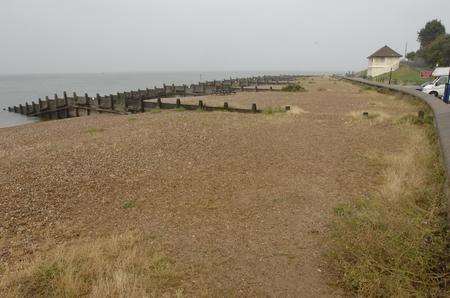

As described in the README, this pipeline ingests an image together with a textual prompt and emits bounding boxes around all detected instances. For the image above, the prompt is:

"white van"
[422,67,449,98]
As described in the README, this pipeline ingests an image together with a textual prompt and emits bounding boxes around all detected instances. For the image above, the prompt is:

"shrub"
[281,84,306,92]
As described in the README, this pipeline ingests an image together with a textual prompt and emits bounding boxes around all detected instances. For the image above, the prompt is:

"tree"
[406,51,416,60]
[418,20,446,48]
[420,34,450,66]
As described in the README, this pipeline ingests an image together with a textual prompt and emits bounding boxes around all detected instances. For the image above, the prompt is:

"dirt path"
[0,77,419,296]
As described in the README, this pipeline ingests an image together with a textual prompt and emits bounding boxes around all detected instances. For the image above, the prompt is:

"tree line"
[407,19,450,67]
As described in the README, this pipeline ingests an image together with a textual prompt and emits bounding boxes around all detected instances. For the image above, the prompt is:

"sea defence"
[6,75,298,119]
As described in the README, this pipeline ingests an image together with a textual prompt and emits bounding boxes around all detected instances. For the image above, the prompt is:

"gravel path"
[0,77,418,296]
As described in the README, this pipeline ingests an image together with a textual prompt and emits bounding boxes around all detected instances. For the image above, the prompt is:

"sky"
[0,0,449,74]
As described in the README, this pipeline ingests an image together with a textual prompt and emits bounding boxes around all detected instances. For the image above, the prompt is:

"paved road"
[344,77,450,224]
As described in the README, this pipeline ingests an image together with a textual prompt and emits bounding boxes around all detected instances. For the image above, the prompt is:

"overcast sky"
[1,0,449,74]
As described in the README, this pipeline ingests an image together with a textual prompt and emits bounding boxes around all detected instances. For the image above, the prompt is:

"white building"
[367,45,402,77]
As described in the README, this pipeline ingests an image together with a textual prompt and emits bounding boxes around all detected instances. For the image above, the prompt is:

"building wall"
[367,57,401,77]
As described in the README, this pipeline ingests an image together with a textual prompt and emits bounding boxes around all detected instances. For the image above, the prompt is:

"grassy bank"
[327,99,448,296]
[374,64,429,85]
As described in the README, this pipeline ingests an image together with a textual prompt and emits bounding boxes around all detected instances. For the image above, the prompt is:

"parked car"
[421,67,449,98]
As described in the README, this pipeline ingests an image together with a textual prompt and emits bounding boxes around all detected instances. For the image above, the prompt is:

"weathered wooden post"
[63,92,69,118]
[140,95,145,112]
[252,103,257,113]
[53,96,60,119]
[38,98,43,110]
[85,93,90,115]
[224,102,229,110]
[157,98,162,109]
[418,110,425,121]
[109,94,114,111]
[8,107,12,112]
[73,92,78,105]
[19,104,24,114]
[199,100,204,110]
[124,95,128,111]
[146,88,150,97]
[25,102,30,115]
[13,106,18,113]
[183,84,187,96]
[32,101,37,114]
[96,93,101,107]
[54,94,59,118]
[255,85,258,92]
[176,98,181,108]
[285,106,291,111]
[45,96,50,110]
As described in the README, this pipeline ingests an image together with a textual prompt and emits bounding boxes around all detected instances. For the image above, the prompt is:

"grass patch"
[328,107,448,296]
[0,232,183,297]
[122,201,136,209]
[263,106,286,115]
[359,85,375,93]
[128,116,138,122]
[149,108,162,113]
[86,127,104,136]
[349,110,390,122]
[173,107,186,112]
[281,84,307,92]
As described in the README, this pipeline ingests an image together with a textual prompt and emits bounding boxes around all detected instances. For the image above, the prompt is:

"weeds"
[328,107,448,296]
[263,107,286,115]
[281,84,307,92]
[86,127,104,136]
[149,108,162,113]
[122,201,135,209]
[0,232,183,297]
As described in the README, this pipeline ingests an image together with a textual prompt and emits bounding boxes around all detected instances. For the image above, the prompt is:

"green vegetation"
[86,127,104,136]
[375,64,429,85]
[281,83,307,92]
[122,201,136,209]
[418,19,446,48]
[0,233,183,297]
[173,106,186,112]
[149,108,162,113]
[409,19,450,67]
[263,106,286,115]
[359,85,376,92]
[328,103,448,296]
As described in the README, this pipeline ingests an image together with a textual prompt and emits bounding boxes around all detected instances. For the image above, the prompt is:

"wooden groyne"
[6,75,298,119]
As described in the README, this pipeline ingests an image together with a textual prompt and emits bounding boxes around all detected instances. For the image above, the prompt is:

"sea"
[0,71,318,128]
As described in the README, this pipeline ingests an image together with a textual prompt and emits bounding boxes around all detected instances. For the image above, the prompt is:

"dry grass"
[0,232,183,297]
[348,110,391,122]
[328,108,449,296]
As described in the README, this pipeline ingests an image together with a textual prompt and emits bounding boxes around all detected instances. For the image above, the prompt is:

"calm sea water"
[0,71,310,128]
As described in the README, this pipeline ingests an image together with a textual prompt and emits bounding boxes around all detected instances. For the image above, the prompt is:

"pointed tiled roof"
[368,45,402,58]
